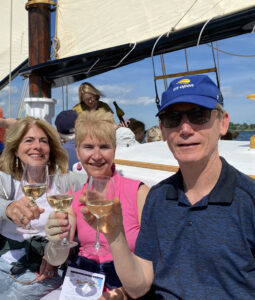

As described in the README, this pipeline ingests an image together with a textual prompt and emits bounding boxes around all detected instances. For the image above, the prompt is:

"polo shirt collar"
[166,157,236,205]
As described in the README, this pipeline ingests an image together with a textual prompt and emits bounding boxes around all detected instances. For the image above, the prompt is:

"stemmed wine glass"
[46,172,82,249]
[17,163,48,234]
[84,176,115,255]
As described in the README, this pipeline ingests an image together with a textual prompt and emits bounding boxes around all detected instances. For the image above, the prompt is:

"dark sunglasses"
[159,106,219,128]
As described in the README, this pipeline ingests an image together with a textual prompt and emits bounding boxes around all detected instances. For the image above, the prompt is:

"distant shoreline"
[232,129,255,132]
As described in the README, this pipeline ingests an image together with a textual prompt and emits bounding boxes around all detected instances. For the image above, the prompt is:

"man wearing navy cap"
[80,75,255,299]
[55,110,79,170]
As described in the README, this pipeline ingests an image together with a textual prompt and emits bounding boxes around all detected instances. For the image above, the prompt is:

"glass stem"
[26,223,32,230]
[61,210,68,245]
[94,218,101,250]
[61,238,68,245]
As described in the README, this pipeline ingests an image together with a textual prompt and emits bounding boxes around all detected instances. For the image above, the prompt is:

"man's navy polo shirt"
[135,157,255,299]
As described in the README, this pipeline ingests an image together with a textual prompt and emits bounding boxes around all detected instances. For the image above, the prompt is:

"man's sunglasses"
[159,106,219,128]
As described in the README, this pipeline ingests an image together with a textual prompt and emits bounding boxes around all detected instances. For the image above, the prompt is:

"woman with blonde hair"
[145,125,162,142]
[46,110,149,298]
[0,116,68,299]
[73,82,113,114]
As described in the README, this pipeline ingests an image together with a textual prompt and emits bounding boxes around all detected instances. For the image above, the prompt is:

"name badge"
[60,266,105,300]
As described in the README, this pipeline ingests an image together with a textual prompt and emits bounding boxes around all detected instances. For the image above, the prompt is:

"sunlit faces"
[16,125,50,166]
[76,135,115,178]
[81,92,98,110]
[160,103,229,165]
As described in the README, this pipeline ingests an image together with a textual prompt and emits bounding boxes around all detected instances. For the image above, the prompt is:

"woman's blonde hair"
[78,82,105,103]
[146,126,162,142]
[75,110,116,148]
[0,116,68,180]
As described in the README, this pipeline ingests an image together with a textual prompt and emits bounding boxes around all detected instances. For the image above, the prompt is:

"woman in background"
[73,82,113,114]
[145,125,162,142]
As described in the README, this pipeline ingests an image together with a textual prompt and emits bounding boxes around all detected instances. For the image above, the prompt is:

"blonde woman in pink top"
[45,110,149,298]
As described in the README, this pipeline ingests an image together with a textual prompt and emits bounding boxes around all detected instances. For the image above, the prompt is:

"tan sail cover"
[0,0,28,82]
[55,0,255,59]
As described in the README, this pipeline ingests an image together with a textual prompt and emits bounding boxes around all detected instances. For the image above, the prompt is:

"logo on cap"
[177,79,190,84]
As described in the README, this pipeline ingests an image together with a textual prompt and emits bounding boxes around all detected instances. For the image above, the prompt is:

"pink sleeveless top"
[72,170,141,263]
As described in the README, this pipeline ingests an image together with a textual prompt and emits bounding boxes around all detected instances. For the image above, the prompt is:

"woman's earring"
[16,157,19,168]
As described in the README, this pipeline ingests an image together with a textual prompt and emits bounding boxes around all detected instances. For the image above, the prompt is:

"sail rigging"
[0,0,255,90]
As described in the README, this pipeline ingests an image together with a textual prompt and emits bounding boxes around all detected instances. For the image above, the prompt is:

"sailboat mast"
[26,0,53,98]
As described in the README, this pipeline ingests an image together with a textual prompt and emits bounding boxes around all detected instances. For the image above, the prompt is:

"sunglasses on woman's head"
[159,106,218,128]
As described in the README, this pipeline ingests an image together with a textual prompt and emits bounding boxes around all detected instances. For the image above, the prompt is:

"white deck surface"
[73,140,255,187]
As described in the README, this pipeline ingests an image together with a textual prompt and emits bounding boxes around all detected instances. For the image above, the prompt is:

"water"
[235,131,255,141]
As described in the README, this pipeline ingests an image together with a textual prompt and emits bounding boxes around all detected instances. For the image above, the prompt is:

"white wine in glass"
[17,163,48,234]
[47,194,73,212]
[46,173,81,249]
[84,176,115,255]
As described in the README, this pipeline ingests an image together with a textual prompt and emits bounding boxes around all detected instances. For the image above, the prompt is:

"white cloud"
[134,97,155,106]
[53,84,134,104]
[221,85,232,97]
[222,84,251,100]
[68,84,80,96]
[97,84,132,96]
[105,96,154,106]
[0,85,19,95]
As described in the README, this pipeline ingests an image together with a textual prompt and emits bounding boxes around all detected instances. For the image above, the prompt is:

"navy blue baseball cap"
[156,75,222,116]
[55,110,78,134]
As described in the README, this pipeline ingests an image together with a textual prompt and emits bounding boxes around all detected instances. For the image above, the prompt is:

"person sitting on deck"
[116,127,139,147]
[0,107,16,154]
[73,82,113,115]
[128,118,146,143]
[80,74,255,299]
[145,125,162,142]
[0,116,69,299]
[45,110,150,299]
[55,110,79,170]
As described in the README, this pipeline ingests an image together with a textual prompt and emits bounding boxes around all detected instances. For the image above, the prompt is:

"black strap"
[0,234,48,273]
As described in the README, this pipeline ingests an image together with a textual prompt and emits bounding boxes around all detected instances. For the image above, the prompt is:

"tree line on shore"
[229,122,255,131]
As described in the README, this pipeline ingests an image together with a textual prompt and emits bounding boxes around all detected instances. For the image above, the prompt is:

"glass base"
[83,242,110,256]
[16,225,39,234]
[53,240,78,250]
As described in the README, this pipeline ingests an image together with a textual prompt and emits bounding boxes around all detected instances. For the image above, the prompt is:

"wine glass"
[46,172,82,249]
[84,176,115,255]
[17,163,48,234]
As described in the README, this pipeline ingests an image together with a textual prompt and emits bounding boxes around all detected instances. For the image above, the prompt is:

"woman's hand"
[35,256,55,282]
[45,211,70,242]
[98,287,131,299]
[116,121,130,129]
[5,196,44,227]
[79,190,124,242]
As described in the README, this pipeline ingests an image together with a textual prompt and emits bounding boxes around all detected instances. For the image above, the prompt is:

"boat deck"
[114,140,255,186]
[73,140,255,187]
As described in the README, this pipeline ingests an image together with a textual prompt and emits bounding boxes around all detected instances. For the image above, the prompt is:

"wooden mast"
[26,0,56,98]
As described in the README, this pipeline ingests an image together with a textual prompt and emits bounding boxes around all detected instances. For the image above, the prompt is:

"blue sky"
[0,32,255,130]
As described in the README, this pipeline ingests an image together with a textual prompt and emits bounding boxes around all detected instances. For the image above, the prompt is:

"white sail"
[0,0,28,82]
[55,0,255,59]
[1,0,254,83]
